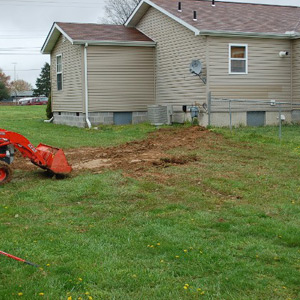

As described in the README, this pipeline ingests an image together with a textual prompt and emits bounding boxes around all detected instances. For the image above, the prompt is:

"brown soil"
[10,126,217,179]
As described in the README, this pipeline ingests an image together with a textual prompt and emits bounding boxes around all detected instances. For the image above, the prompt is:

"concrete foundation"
[292,110,300,123]
[53,111,148,127]
[132,112,148,124]
[53,109,295,128]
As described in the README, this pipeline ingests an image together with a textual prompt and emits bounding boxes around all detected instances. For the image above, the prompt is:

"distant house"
[10,90,33,102]
[42,0,300,127]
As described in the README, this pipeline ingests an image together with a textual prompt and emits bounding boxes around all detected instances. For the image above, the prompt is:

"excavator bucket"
[36,144,72,175]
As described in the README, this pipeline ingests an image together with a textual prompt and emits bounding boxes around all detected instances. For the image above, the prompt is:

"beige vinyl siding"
[87,46,155,112]
[292,39,300,106]
[208,37,292,110]
[51,35,84,112]
[136,7,207,108]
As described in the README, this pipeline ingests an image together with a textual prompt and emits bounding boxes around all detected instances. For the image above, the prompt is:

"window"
[56,54,63,90]
[229,44,248,74]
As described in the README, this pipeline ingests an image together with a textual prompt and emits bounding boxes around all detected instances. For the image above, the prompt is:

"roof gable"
[126,0,300,38]
[41,22,155,54]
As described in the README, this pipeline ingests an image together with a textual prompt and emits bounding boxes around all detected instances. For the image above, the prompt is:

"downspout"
[84,43,92,128]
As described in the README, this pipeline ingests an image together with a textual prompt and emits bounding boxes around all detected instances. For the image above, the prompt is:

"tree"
[0,68,10,89]
[0,81,9,101]
[101,0,140,25]
[33,63,51,97]
[10,80,33,95]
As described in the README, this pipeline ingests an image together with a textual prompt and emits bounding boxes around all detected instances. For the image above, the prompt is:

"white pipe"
[44,116,54,123]
[84,43,92,129]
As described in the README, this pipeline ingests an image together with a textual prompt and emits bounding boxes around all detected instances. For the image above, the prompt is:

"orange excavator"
[0,129,72,184]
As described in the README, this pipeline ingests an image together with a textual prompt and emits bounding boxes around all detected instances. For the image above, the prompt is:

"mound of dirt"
[11,126,214,179]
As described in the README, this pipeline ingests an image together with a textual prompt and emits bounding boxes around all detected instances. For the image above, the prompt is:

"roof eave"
[73,40,156,47]
[199,30,300,39]
[125,0,200,36]
[41,23,74,54]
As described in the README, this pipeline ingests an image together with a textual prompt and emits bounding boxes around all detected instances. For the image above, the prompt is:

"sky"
[0,0,299,88]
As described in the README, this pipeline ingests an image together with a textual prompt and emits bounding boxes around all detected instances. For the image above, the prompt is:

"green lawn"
[0,106,300,300]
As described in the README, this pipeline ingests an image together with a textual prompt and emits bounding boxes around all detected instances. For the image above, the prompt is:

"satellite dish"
[189,60,202,75]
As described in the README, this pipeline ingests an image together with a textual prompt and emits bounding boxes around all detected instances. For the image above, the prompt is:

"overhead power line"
[0,1,104,8]
[5,0,102,3]
[2,69,41,71]
[0,53,42,55]
[0,47,40,50]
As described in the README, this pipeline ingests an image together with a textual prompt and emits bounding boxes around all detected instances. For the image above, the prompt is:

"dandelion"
[175,255,180,259]
[78,297,82,300]
[183,286,188,290]
[200,291,205,295]
[18,293,23,296]
[88,297,93,300]
[197,288,202,292]
[78,278,83,281]
[67,297,72,300]
[39,293,44,296]
[46,264,50,267]
[85,292,90,295]
[157,243,161,246]
[184,284,189,287]
[184,249,188,253]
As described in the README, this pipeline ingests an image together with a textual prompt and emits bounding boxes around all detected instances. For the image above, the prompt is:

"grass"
[0,106,155,148]
[0,106,300,299]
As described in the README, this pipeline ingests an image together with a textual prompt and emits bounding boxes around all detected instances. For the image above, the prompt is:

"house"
[41,23,155,126]
[42,0,300,127]
[10,90,33,102]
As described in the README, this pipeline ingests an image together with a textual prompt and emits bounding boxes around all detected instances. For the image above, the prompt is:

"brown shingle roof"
[56,22,154,42]
[149,0,300,35]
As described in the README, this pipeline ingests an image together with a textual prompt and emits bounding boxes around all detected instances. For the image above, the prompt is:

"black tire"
[0,162,13,184]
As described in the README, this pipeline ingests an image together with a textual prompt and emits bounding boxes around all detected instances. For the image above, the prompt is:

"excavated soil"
[11,126,218,179]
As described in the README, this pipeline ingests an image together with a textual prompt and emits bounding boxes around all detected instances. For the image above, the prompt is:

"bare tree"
[101,0,140,25]
[10,80,33,93]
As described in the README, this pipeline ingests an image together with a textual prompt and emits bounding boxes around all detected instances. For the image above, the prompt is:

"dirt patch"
[10,126,219,179]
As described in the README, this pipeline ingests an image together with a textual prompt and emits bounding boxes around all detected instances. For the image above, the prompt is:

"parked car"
[18,97,48,106]
[18,98,33,105]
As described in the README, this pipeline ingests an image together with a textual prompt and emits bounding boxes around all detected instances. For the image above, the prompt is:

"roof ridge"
[56,21,125,27]
[194,0,300,9]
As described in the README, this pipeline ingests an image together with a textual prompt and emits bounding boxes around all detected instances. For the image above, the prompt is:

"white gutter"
[199,30,300,39]
[73,40,156,47]
[84,43,92,129]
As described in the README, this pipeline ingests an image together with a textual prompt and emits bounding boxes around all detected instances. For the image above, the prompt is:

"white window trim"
[56,54,63,91]
[229,44,248,75]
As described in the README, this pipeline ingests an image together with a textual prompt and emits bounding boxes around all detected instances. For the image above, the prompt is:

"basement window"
[229,44,248,74]
[56,54,63,91]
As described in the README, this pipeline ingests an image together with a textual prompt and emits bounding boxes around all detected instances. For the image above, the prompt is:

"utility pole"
[12,62,17,81]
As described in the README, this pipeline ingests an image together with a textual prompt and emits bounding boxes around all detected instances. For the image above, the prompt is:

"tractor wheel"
[0,162,13,185]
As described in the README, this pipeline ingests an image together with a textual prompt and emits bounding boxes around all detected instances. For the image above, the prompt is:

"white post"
[84,43,92,129]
